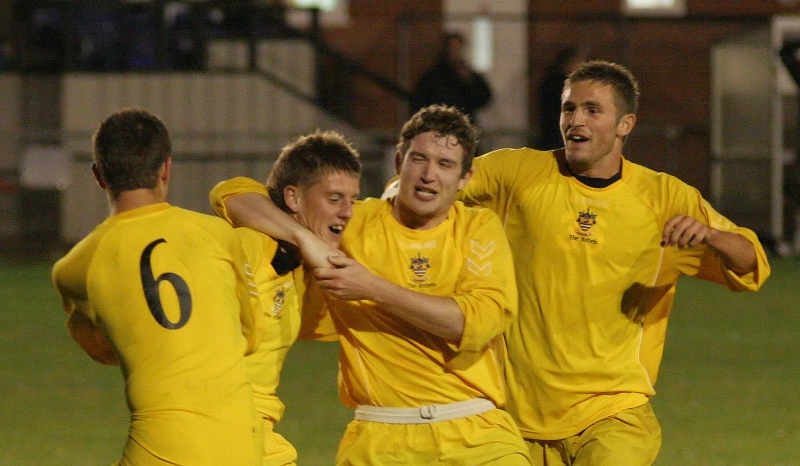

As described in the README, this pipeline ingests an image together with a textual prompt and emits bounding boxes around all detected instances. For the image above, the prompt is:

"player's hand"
[314,255,376,301]
[296,229,343,269]
[661,214,711,248]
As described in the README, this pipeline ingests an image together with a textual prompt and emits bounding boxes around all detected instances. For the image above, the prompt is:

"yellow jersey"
[460,148,771,440]
[52,202,263,465]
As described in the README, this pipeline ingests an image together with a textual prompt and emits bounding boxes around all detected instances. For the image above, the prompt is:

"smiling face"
[285,170,360,247]
[392,131,471,230]
[560,80,636,178]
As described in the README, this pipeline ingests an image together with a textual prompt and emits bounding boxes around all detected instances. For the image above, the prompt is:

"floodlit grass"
[1,256,797,465]
[652,257,800,465]
[0,259,127,465]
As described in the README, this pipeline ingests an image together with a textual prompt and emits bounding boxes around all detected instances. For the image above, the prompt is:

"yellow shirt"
[236,227,303,426]
[210,178,518,409]
[52,202,263,465]
[460,148,771,440]
[329,198,518,408]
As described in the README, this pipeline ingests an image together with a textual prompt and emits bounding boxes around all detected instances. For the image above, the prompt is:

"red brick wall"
[319,0,443,129]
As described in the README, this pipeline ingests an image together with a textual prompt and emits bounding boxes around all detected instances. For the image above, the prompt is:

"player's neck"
[390,199,447,230]
[108,188,166,216]
[567,154,623,180]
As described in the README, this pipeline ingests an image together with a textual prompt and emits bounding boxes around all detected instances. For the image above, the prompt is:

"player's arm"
[315,256,465,341]
[210,177,338,269]
[661,214,757,274]
[66,307,118,365]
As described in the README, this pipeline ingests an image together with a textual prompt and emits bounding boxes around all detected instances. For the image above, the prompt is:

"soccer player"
[458,60,771,465]
[52,108,264,465]
[211,105,532,465]
[212,130,362,465]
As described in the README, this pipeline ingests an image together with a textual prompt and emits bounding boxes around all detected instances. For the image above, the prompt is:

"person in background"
[210,105,532,465]
[213,130,362,466]
[52,108,264,465]
[459,60,771,465]
[535,46,587,150]
[411,32,493,124]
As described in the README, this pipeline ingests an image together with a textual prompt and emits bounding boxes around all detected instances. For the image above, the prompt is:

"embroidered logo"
[409,252,431,283]
[270,288,286,317]
[575,208,597,236]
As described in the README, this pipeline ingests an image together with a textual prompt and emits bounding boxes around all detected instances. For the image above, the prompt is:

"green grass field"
[1,255,797,465]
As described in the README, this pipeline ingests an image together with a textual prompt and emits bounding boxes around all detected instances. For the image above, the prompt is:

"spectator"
[411,32,493,124]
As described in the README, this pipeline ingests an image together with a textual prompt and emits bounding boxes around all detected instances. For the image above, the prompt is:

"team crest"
[409,252,431,283]
[575,208,597,236]
[270,288,286,317]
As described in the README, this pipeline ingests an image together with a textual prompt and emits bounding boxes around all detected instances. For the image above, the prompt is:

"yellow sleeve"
[459,148,531,215]
[670,185,770,291]
[451,207,518,353]
[209,177,270,224]
[52,237,120,366]
[699,198,770,290]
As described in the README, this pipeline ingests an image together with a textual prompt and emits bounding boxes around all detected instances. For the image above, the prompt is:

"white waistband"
[354,398,496,424]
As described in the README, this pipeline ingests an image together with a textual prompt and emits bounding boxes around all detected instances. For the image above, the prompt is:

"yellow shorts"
[526,402,661,466]
[335,408,532,465]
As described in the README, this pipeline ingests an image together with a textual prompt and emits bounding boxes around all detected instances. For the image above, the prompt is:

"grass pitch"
[0,256,797,465]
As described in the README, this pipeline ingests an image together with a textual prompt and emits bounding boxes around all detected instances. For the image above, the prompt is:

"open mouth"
[329,225,344,235]
[567,134,589,143]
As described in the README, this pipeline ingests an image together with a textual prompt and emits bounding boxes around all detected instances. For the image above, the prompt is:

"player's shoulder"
[625,159,697,193]
[173,205,235,228]
[475,146,553,168]
[168,206,242,249]
[452,201,505,228]
[235,225,278,256]
[52,225,106,281]
[473,147,557,187]
[352,197,387,218]
[624,159,703,210]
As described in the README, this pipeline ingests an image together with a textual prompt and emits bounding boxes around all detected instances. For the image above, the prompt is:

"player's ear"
[457,167,473,191]
[91,163,107,190]
[284,185,300,214]
[617,113,636,138]
[160,157,172,185]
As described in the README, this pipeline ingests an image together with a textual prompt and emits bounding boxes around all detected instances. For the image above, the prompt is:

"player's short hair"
[397,104,478,176]
[92,108,171,198]
[266,130,362,212]
[565,60,640,118]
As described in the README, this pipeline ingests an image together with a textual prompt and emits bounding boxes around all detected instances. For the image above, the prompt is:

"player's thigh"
[573,402,661,466]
